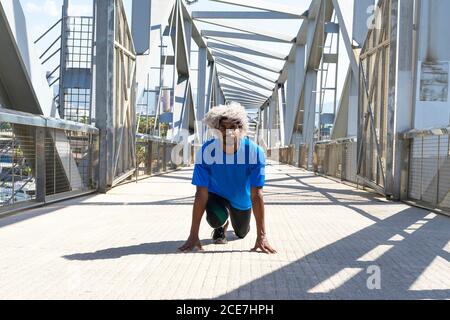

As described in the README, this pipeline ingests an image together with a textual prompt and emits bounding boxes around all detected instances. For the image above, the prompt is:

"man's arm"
[178,186,209,252]
[251,187,277,254]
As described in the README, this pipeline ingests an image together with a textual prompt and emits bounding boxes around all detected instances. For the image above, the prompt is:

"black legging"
[205,192,251,239]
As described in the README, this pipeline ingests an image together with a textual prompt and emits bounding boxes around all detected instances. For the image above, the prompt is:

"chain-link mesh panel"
[61,17,95,123]
[0,123,36,207]
[408,135,450,211]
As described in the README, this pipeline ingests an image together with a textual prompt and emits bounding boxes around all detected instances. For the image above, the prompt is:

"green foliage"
[136,145,146,165]
[137,115,156,135]
[160,123,169,138]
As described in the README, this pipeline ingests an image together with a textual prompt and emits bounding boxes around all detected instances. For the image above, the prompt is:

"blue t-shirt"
[191,137,266,210]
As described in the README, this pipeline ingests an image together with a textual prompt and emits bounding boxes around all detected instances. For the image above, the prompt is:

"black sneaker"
[212,221,229,244]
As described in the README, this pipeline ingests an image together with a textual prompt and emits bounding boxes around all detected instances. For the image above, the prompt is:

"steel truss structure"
[2,0,450,217]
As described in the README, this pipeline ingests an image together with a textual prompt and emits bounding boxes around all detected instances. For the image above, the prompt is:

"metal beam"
[278,86,286,146]
[225,93,265,102]
[216,58,278,84]
[131,0,151,54]
[222,88,267,99]
[206,37,287,60]
[202,30,293,43]
[207,40,286,61]
[196,19,294,43]
[211,50,282,74]
[179,1,214,61]
[223,91,267,102]
[196,46,208,142]
[224,90,266,100]
[192,11,302,20]
[302,70,317,169]
[224,95,266,103]
[226,100,263,108]
[210,0,308,18]
[219,75,273,94]
[217,70,274,91]
[96,0,115,192]
[331,0,359,78]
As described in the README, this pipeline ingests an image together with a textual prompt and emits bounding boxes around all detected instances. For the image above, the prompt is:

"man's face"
[219,119,241,146]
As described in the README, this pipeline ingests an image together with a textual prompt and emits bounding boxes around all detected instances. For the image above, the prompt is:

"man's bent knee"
[234,226,250,239]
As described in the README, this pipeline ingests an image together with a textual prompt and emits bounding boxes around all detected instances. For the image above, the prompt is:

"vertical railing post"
[436,136,441,207]
[163,142,167,172]
[95,0,115,192]
[35,127,46,203]
[147,141,152,175]
[399,136,410,201]
[420,136,424,201]
[342,143,347,181]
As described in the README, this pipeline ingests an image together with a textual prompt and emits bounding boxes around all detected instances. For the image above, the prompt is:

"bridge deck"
[0,163,449,300]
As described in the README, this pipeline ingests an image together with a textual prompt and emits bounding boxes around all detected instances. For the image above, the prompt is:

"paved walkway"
[0,163,449,300]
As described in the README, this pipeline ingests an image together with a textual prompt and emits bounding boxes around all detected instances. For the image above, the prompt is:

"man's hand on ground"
[251,235,277,254]
[178,234,204,253]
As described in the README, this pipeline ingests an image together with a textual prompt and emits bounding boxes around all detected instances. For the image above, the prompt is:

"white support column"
[392,0,415,200]
[347,0,374,137]
[262,105,268,147]
[284,45,305,146]
[196,46,208,143]
[294,45,306,104]
[303,70,317,170]
[183,18,192,63]
[268,94,277,148]
[346,73,358,137]
[170,76,190,141]
[278,85,286,147]
[95,0,115,192]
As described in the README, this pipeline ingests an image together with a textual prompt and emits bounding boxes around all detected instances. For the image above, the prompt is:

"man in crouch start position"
[178,102,277,254]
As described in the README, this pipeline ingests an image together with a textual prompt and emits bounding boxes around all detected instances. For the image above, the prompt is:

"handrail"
[402,127,450,139]
[315,136,357,145]
[0,107,98,134]
[136,133,177,144]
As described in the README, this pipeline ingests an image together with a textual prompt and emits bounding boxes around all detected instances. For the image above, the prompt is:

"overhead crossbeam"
[210,0,308,18]
[224,91,267,100]
[224,90,266,100]
[207,41,287,61]
[223,90,268,101]
[211,50,282,74]
[222,91,269,104]
[202,30,293,43]
[226,99,265,108]
[226,99,264,106]
[220,82,271,98]
[218,71,274,92]
[192,11,302,20]
[216,58,278,84]
[195,19,294,43]
[224,93,266,102]
[222,88,267,99]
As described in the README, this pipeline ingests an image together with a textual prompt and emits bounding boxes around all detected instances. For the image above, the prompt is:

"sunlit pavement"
[0,162,449,300]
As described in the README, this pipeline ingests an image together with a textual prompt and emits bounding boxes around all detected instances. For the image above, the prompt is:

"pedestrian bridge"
[0,0,450,300]
[0,163,448,300]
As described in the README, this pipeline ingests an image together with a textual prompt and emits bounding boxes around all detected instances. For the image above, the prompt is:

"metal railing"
[267,145,296,166]
[135,135,189,179]
[298,143,309,169]
[313,138,358,183]
[403,128,450,214]
[0,107,99,214]
[268,139,358,184]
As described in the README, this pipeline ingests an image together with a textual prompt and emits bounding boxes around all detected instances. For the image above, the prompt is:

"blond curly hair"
[203,102,249,135]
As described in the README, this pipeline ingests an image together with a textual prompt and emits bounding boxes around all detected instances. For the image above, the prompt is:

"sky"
[19,0,360,112]
[19,0,132,41]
